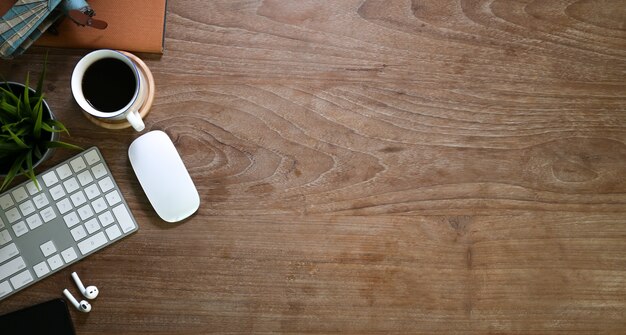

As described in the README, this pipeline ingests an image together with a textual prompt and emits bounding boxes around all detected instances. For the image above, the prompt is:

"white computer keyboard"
[0,147,138,300]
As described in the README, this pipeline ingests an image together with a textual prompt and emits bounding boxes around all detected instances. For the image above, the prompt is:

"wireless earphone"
[71,271,99,299]
[63,289,92,313]
[63,272,99,313]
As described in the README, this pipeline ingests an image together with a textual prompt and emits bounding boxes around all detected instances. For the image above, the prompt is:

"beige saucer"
[82,51,155,130]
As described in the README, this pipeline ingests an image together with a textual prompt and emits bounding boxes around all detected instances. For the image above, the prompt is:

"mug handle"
[126,109,145,132]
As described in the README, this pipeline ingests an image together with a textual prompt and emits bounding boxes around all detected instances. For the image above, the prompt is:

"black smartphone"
[0,298,76,335]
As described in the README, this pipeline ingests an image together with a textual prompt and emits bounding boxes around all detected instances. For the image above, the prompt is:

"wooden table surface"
[1,1,625,334]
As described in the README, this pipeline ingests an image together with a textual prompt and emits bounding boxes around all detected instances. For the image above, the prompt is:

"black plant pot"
[0,81,59,177]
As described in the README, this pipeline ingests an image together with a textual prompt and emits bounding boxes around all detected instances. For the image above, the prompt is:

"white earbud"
[63,289,92,313]
[71,272,99,299]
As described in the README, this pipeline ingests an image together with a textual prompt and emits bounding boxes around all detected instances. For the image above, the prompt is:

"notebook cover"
[34,0,167,54]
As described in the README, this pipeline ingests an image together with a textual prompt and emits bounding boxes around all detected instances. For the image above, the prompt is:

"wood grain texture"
[1,0,625,334]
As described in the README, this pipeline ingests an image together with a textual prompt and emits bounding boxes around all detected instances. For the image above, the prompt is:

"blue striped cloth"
[0,0,63,58]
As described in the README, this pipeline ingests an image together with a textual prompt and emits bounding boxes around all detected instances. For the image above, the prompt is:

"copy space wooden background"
[1,0,625,334]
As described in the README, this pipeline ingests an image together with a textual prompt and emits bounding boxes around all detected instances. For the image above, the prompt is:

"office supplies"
[129,130,200,223]
[71,271,99,299]
[35,0,168,54]
[0,0,106,59]
[0,298,76,334]
[0,147,138,300]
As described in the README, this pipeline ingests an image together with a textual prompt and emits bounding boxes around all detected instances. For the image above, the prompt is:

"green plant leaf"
[0,103,13,124]
[25,149,33,171]
[1,54,78,191]
[1,121,17,132]
[41,123,65,133]
[33,95,43,139]
[45,119,69,134]
[4,122,28,137]
[0,154,25,191]
[0,142,24,152]
[0,85,19,105]
[0,99,17,117]
[13,121,31,136]
[45,141,83,151]
[6,128,29,148]
[17,98,26,119]
[23,73,32,117]
[36,52,48,97]
[33,145,42,159]
[23,149,39,189]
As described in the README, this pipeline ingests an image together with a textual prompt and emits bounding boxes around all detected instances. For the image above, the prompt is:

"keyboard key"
[40,240,57,257]
[33,261,50,278]
[64,212,80,228]
[0,280,12,297]
[98,211,115,227]
[0,230,11,245]
[0,194,13,210]
[70,156,87,172]
[70,191,87,207]
[33,193,49,209]
[85,218,101,234]
[84,184,101,200]
[57,198,73,215]
[11,187,28,203]
[84,149,101,165]
[5,207,21,224]
[42,171,59,187]
[105,225,122,240]
[113,205,136,233]
[71,226,87,241]
[19,200,36,217]
[56,163,73,180]
[91,163,107,179]
[10,270,33,289]
[0,147,140,301]
[25,180,40,195]
[64,177,80,194]
[0,256,26,281]
[12,221,28,237]
[0,243,19,263]
[78,204,94,220]
[92,197,108,214]
[40,206,57,223]
[49,184,66,200]
[105,190,122,206]
[77,232,107,255]
[99,177,114,192]
[61,247,78,263]
[26,214,43,230]
[47,254,64,270]
[78,170,94,186]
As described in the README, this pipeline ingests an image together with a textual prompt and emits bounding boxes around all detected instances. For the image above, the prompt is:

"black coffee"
[82,58,136,112]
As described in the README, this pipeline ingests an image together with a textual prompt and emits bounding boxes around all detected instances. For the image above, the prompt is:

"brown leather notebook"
[35,0,167,54]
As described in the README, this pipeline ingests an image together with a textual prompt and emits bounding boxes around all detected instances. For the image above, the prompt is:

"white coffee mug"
[72,49,146,131]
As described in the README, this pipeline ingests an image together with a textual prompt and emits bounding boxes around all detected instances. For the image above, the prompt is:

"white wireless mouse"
[128,130,200,222]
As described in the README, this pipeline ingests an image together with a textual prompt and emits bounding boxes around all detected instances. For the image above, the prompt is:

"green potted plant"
[0,59,81,191]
